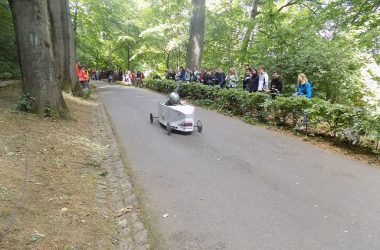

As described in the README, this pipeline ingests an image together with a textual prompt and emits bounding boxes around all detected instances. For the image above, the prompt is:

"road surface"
[97,83,380,250]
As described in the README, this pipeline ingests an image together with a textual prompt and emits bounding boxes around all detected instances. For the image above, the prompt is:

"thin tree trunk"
[47,0,64,86]
[73,0,78,54]
[127,48,131,70]
[186,0,205,71]
[240,0,259,60]
[61,0,77,93]
[48,0,78,94]
[166,51,170,69]
[9,0,69,118]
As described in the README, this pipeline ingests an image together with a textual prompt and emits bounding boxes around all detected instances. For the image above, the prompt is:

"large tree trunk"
[9,0,69,118]
[48,0,77,93]
[186,0,205,71]
[240,0,259,60]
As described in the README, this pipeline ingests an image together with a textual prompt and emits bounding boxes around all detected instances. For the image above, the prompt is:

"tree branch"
[277,0,300,13]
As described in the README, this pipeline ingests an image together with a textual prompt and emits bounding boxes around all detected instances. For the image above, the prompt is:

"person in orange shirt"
[76,63,89,89]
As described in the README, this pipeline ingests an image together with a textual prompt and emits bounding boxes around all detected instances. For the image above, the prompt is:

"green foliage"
[146,78,379,153]
[0,1,20,80]
[43,100,52,117]
[16,92,35,112]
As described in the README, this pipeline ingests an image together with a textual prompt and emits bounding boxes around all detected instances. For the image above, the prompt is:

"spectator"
[75,63,89,89]
[226,68,238,88]
[185,68,191,82]
[243,68,252,91]
[248,68,259,93]
[218,68,226,88]
[136,70,144,85]
[293,73,312,130]
[124,71,132,85]
[179,67,186,81]
[257,65,269,91]
[270,71,283,98]
[295,73,312,98]
[204,69,214,85]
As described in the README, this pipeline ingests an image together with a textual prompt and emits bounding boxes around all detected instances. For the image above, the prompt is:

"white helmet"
[169,92,180,105]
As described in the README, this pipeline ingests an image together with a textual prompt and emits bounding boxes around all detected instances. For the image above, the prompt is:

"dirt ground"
[0,85,117,249]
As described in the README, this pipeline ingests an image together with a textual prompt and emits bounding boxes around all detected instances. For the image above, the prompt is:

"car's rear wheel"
[197,120,202,133]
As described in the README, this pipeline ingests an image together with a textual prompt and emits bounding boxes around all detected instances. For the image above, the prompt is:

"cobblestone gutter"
[93,100,151,250]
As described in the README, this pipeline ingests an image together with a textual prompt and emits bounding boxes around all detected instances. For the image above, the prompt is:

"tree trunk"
[166,51,170,69]
[127,48,130,70]
[240,0,259,61]
[186,0,205,71]
[73,0,78,54]
[61,0,77,93]
[48,0,77,93]
[9,0,69,118]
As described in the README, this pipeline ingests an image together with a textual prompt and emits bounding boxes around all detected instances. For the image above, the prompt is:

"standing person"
[179,67,186,81]
[125,71,132,85]
[243,68,252,91]
[218,68,226,88]
[75,63,89,89]
[136,70,144,86]
[185,68,191,82]
[257,65,269,91]
[248,68,259,93]
[293,73,312,130]
[270,71,283,98]
[226,68,238,88]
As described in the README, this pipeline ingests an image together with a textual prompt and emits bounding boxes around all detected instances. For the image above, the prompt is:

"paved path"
[97,83,380,250]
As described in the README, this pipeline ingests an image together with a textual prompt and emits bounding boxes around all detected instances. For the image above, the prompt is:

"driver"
[165,92,180,106]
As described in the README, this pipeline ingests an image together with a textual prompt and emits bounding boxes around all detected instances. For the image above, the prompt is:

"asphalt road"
[97,83,380,250]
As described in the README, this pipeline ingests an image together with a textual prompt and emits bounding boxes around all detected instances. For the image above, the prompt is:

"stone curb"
[93,99,150,250]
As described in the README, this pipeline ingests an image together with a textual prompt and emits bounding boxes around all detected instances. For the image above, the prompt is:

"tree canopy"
[1,0,379,107]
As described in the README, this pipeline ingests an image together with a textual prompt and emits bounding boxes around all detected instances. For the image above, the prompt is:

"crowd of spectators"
[163,65,313,130]
[88,69,144,85]
[164,65,285,96]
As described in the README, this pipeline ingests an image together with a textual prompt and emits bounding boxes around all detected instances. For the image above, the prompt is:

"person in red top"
[76,63,89,89]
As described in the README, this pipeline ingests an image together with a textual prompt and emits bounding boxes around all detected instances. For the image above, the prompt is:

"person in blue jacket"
[296,73,312,98]
[293,73,312,130]
[179,67,186,81]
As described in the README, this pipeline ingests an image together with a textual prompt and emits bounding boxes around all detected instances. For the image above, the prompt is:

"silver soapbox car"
[150,90,202,135]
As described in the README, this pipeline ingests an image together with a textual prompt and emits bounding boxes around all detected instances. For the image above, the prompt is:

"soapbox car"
[150,91,202,135]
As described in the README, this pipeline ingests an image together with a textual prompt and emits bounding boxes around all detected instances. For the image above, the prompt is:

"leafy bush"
[145,78,379,153]
[16,92,35,112]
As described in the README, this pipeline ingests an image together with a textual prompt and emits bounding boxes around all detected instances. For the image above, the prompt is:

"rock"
[118,219,128,228]
[135,221,144,232]
[135,230,148,246]
[115,207,132,217]
[61,207,68,212]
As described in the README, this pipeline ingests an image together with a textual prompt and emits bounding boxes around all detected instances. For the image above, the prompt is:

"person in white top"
[257,65,269,91]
